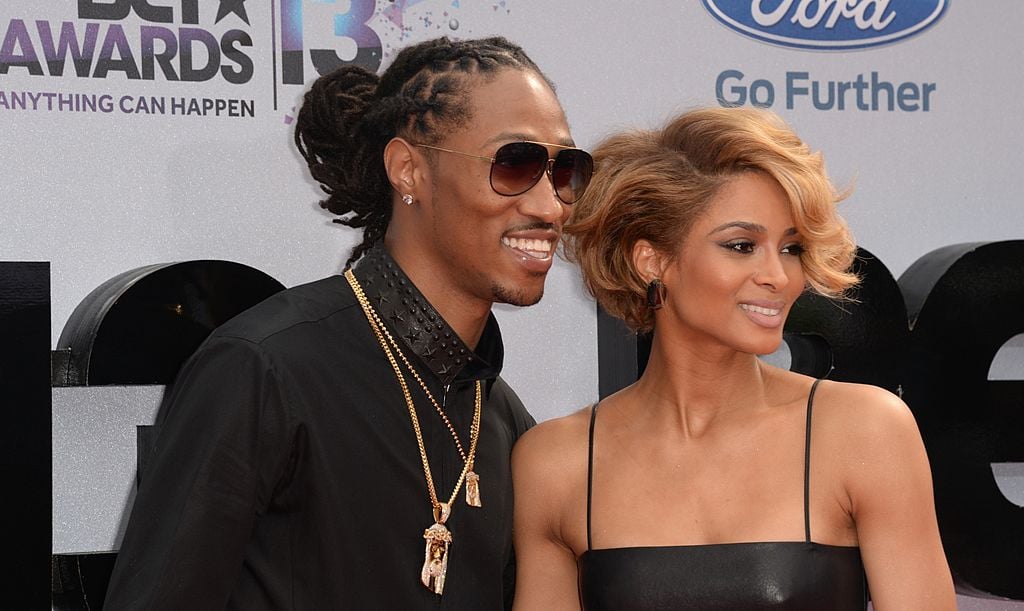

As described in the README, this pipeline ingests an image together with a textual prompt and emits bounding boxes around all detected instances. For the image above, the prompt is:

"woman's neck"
[627,331,772,439]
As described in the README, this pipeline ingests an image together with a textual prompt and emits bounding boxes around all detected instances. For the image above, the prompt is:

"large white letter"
[752,0,794,26]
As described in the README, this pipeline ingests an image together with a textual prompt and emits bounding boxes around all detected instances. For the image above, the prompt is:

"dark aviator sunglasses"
[414,141,594,205]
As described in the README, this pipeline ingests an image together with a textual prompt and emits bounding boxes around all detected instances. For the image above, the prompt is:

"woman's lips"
[739,302,785,328]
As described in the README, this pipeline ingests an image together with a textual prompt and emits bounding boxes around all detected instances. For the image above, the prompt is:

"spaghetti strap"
[586,402,599,551]
[804,379,823,543]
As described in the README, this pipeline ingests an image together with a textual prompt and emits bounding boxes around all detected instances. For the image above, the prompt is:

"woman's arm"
[837,384,955,610]
[511,419,585,611]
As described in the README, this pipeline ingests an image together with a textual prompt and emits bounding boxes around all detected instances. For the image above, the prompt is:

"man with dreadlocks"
[104,36,593,610]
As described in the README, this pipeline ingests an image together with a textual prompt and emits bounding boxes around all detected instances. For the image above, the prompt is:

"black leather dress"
[578,380,868,610]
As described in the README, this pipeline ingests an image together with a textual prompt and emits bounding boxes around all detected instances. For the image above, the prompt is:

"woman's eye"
[723,241,755,254]
[782,243,805,255]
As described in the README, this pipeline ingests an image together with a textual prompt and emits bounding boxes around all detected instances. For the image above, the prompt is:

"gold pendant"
[465,470,482,507]
[421,521,452,594]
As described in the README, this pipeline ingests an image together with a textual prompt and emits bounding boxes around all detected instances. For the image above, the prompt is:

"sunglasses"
[414,141,594,205]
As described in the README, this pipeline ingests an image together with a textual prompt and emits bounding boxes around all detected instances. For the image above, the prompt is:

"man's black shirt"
[105,245,537,610]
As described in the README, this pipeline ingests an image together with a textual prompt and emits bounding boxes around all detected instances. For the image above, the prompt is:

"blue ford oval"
[702,0,948,50]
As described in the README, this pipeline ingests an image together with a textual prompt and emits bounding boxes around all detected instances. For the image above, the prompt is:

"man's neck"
[383,240,492,350]
[350,242,503,387]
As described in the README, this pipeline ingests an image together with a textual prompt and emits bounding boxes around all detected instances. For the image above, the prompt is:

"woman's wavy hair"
[293,37,549,267]
[564,106,858,332]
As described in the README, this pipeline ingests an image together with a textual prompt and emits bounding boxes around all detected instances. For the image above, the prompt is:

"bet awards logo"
[279,0,382,85]
[702,0,948,50]
[0,0,254,83]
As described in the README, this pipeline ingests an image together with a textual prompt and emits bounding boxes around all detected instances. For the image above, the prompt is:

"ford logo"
[702,0,948,50]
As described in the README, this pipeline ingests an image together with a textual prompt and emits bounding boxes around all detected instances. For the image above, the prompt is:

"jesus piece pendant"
[421,522,453,594]
[465,471,482,507]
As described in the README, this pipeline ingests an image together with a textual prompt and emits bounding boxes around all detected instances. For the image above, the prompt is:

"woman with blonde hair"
[512,107,954,610]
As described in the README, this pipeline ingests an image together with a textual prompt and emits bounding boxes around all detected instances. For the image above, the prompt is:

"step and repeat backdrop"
[2,0,1022,605]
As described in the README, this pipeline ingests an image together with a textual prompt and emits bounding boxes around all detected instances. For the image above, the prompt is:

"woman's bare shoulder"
[514,404,594,465]
[815,380,916,433]
[812,379,928,477]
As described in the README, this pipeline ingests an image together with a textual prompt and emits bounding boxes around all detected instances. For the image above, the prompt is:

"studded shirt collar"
[350,243,504,388]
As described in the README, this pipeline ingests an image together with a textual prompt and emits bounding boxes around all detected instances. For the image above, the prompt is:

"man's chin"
[491,282,544,307]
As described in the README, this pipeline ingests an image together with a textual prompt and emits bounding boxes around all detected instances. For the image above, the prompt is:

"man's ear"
[632,239,666,283]
[383,137,423,199]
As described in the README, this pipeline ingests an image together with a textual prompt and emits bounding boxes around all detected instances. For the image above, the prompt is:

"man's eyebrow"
[486,132,575,148]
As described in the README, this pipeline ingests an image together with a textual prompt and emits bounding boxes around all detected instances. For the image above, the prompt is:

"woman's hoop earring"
[401,194,414,206]
[646,279,667,309]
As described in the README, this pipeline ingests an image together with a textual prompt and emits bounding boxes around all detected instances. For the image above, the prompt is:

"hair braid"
[293,36,552,267]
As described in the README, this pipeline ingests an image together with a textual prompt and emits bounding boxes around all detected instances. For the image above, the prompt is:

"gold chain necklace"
[345,270,482,595]
[344,269,483,507]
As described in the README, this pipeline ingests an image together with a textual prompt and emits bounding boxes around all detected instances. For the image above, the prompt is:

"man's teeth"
[740,303,781,316]
[502,237,552,258]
